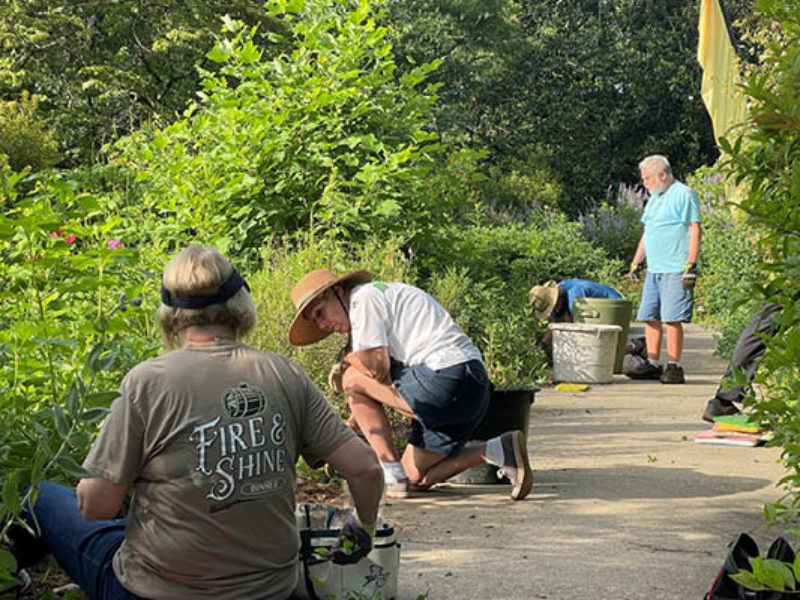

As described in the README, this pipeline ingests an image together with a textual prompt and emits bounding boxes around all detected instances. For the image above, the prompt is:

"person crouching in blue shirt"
[529,279,623,345]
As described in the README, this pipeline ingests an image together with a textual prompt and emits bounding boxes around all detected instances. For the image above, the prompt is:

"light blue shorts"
[636,272,694,323]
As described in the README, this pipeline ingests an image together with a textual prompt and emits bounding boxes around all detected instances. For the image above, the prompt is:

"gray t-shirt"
[82,341,354,600]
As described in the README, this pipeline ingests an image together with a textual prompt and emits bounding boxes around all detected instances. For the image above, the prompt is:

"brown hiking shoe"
[497,430,533,501]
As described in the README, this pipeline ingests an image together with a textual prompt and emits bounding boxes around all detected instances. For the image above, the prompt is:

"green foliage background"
[0,0,791,593]
[720,0,800,546]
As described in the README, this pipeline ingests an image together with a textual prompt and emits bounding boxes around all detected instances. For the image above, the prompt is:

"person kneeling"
[289,269,533,501]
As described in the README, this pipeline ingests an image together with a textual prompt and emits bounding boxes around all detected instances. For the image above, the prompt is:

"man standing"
[627,155,701,384]
[529,278,623,345]
[288,269,533,501]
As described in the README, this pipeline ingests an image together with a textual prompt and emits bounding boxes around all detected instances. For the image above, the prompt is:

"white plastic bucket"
[549,323,622,383]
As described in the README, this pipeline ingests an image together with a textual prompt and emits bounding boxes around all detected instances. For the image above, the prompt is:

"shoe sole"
[385,485,411,499]
[626,372,662,380]
[510,431,533,501]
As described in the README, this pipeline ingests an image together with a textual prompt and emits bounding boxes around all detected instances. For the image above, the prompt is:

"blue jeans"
[392,359,491,457]
[26,481,139,600]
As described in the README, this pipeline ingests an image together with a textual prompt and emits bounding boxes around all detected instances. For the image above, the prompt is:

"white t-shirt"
[349,282,482,370]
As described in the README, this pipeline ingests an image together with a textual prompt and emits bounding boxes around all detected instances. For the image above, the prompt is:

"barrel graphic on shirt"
[223,382,265,418]
[190,382,288,504]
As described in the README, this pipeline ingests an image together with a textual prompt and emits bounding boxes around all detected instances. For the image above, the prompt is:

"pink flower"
[50,229,62,238]
[64,234,77,245]
[107,239,123,249]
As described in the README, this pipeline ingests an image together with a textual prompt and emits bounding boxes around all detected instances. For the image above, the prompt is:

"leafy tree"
[111,0,476,260]
[0,92,60,171]
[386,0,753,212]
[0,0,282,164]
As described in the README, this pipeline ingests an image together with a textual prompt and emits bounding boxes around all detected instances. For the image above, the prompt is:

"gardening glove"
[626,261,643,283]
[682,262,698,291]
[331,516,374,565]
[328,362,345,394]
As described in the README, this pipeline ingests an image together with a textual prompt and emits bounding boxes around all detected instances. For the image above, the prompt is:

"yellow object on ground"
[554,383,589,392]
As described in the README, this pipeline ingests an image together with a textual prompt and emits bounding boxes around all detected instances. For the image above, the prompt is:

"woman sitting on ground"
[8,245,383,600]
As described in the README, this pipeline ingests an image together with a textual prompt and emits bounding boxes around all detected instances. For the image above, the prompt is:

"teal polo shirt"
[641,180,701,273]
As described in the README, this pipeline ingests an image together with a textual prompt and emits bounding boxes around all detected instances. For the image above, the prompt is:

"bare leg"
[665,321,684,363]
[401,442,487,488]
[347,391,399,462]
[343,368,415,463]
[645,320,663,361]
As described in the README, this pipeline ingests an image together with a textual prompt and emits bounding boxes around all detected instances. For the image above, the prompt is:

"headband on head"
[161,269,250,309]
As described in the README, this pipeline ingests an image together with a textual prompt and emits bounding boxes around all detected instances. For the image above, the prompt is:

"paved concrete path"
[382,324,787,600]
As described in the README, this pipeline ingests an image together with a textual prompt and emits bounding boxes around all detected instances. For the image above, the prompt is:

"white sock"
[484,437,504,466]
[668,361,681,368]
[648,358,660,367]
[380,461,406,483]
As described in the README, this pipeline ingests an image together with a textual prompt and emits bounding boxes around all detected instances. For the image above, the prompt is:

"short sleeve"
[684,189,701,223]
[82,373,146,484]
[297,372,355,468]
[350,286,390,352]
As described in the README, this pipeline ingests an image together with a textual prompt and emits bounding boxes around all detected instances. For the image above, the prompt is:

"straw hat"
[288,268,372,346]
[528,280,560,320]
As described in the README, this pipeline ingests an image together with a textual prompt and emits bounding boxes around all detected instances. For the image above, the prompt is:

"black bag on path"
[706,532,799,599]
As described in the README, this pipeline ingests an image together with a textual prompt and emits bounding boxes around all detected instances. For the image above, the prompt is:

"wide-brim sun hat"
[288,268,372,346]
[528,280,559,320]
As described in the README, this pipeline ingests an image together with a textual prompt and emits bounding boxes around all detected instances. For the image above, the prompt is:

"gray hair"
[155,245,257,348]
[638,155,672,176]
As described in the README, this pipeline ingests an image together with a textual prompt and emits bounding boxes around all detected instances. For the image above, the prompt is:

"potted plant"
[449,318,544,484]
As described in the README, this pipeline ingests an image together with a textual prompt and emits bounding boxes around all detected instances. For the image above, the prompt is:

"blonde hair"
[638,154,672,177]
[155,245,256,348]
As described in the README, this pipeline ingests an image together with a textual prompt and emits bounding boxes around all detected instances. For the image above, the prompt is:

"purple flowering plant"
[578,182,646,262]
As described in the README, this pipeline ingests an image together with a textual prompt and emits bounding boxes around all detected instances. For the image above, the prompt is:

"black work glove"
[627,261,643,283]
[682,262,698,291]
[331,516,373,565]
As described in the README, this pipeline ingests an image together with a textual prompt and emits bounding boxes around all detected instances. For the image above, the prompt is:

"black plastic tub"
[448,387,536,485]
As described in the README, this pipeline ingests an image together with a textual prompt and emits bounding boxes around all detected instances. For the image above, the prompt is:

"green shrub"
[246,235,415,413]
[721,0,800,541]
[687,167,762,357]
[111,0,471,261]
[578,182,645,263]
[0,92,60,172]
[0,165,151,581]
[428,214,619,297]
[475,145,564,218]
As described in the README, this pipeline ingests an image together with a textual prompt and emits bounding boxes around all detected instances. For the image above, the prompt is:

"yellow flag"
[697,0,747,144]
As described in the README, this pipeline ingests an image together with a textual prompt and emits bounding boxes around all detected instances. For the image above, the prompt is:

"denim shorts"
[391,359,490,457]
[637,271,694,323]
